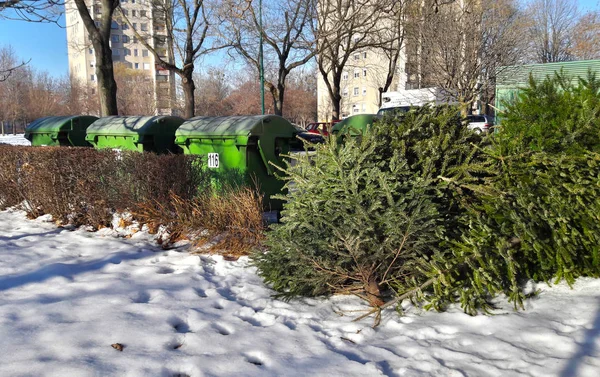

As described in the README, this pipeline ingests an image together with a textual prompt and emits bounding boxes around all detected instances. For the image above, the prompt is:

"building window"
[363,52,367,59]
[122,35,129,43]
[135,63,139,69]
[354,70,360,78]
[94,21,100,28]
[132,10,137,17]
[142,49,149,57]
[141,23,148,31]
[122,9,128,16]
[143,63,150,70]
[113,48,120,56]
[363,68,367,77]
[362,103,367,111]
[140,10,147,17]
[342,72,348,80]
[353,54,359,60]
[353,87,359,96]
[122,24,128,30]
[123,48,130,56]
[90,74,95,81]
[353,105,359,113]
[134,49,138,57]
[133,23,137,30]
[343,88,348,97]
[111,21,119,30]
[88,48,93,54]
[90,62,94,68]
[111,35,120,43]
[362,87,367,96]
[133,36,138,43]
[132,0,136,3]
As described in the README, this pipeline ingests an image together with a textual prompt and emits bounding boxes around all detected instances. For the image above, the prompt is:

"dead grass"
[134,188,265,256]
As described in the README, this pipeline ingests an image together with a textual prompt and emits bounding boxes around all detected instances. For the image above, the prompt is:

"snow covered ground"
[0,209,599,377]
[0,134,30,146]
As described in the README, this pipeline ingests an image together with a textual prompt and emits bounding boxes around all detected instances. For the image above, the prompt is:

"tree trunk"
[95,47,118,116]
[331,95,341,121]
[181,73,196,119]
[271,83,285,116]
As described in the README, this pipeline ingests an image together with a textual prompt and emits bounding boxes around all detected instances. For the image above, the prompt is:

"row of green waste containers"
[24,115,310,210]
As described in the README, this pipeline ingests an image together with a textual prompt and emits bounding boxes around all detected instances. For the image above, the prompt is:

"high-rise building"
[317,46,408,121]
[65,0,176,115]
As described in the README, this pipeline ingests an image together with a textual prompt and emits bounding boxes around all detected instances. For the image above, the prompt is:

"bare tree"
[283,66,317,126]
[571,10,600,60]
[316,0,392,120]
[71,0,119,116]
[0,0,62,22]
[374,0,415,106]
[525,0,579,63]
[114,63,157,115]
[220,0,316,116]
[418,0,526,115]
[194,67,232,116]
[119,0,219,118]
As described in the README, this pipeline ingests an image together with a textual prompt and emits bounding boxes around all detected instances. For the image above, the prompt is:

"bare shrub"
[135,188,265,256]
[0,145,264,255]
[0,146,206,228]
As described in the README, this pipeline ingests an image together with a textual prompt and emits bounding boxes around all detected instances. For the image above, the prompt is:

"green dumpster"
[331,114,378,139]
[25,115,99,147]
[175,115,299,210]
[85,116,184,153]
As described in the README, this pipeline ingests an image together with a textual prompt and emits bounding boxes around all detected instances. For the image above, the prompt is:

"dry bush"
[135,188,265,256]
[0,146,205,228]
[0,145,28,209]
[0,145,264,255]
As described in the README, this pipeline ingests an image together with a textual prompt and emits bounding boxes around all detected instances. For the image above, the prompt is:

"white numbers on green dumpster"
[208,153,220,168]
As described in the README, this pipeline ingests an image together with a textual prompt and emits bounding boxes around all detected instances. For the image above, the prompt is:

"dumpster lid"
[176,115,297,138]
[25,115,98,134]
[331,114,377,134]
[86,116,183,136]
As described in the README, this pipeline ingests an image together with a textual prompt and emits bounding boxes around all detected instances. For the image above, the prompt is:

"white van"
[378,88,455,116]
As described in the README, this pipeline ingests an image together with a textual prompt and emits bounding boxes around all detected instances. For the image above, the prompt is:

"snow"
[0,134,30,146]
[1,209,599,377]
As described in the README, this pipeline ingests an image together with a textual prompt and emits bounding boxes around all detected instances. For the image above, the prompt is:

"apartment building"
[317,46,409,121]
[65,0,175,115]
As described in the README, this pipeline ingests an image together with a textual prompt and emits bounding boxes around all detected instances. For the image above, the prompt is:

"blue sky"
[0,0,598,78]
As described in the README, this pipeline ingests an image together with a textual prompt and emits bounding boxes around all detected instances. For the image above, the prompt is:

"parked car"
[463,114,494,134]
[291,124,325,150]
[305,121,340,136]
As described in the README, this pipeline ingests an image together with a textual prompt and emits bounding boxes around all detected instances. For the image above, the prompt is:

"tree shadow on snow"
[0,250,150,291]
[560,299,600,377]
[0,228,63,242]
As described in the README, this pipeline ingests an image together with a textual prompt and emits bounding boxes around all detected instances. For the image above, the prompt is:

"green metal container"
[331,114,378,138]
[85,116,184,153]
[175,115,299,210]
[25,115,98,147]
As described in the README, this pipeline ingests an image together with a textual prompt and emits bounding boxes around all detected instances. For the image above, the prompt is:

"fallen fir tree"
[253,72,600,320]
